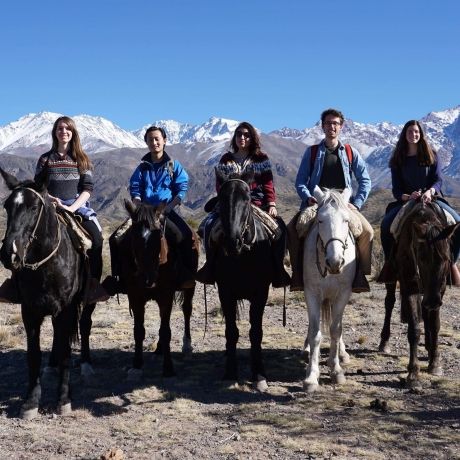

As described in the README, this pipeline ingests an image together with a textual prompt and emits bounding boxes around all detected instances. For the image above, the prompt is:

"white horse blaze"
[303,187,355,392]
[13,191,24,205]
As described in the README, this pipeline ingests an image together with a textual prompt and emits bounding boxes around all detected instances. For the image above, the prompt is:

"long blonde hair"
[51,116,92,171]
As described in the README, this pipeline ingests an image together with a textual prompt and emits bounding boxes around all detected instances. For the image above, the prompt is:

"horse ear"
[437,222,460,241]
[125,199,139,218]
[0,167,20,190]
[342,187,352,203]
[241,169,255,184]
[313,185,324,202]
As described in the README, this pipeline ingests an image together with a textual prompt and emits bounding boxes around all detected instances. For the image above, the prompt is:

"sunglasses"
[235,130,251,139]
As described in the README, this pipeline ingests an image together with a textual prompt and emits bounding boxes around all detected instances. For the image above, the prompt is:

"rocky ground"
[0,277,459,459]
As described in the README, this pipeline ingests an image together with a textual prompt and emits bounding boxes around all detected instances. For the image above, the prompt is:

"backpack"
[310,143,353,173]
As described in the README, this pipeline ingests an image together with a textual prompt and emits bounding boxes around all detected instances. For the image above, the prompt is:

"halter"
[16,187,62,270]
[219,178,256,250]
[314,200,351,278]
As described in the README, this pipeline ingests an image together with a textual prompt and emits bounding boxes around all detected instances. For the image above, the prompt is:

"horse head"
[125,199,166,288]
[0,168,50,270]
[216,169,254,256]
[410,203,452,310]
[314,186,352,275]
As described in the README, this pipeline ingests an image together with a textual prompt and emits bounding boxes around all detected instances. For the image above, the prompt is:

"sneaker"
[101,275,125,296]
[195,263,215,285]
[0,278,20,304]
[272,269,291,288]
[376,260,397,284]
[289,271,304,292]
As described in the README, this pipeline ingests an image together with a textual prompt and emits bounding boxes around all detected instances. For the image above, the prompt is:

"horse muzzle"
[0,239,23,270]
[325,257,345,275]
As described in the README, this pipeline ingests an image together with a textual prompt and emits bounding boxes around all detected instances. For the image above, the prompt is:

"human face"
[145,130,166,157]
[55,121,73,149]
[406,124,421,145]
[235,128,252,152]
[322,115,343,141]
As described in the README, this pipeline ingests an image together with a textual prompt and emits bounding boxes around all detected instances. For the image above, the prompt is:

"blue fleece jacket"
[129,152,188,205]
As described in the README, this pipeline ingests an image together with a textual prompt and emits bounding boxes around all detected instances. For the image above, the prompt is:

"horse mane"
[132,203,164,231]
[319,189,349,212]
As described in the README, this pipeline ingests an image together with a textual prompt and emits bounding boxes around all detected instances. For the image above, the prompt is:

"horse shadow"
[0,346,307,418]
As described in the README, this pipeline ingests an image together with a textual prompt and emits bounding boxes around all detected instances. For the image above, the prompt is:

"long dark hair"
[389,120,435,168]
[230,121,262,157]
[51,116,92,171]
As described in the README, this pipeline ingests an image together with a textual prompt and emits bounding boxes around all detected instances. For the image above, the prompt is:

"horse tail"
[321,298,332,333]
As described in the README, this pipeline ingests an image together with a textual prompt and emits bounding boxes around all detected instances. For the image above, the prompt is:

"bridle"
[14,187,62,270]
[219,178,256,250]
[315,202,351,278]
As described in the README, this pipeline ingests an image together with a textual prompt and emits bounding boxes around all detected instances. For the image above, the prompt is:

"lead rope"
[203,283,208,339]
[282,286,287,327]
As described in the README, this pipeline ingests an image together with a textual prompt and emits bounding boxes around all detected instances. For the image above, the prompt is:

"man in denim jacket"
[288,108,373,292]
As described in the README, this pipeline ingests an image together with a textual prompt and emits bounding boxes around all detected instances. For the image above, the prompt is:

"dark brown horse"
[119,200,198,380]
[378,202,459,387]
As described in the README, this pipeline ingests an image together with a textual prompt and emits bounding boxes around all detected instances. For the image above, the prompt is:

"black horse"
[120,200,197,379]
[378,202,459,387]
[212,170,273,391]
[0,168,88,419]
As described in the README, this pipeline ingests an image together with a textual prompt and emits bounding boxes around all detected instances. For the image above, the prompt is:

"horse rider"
[288,108,373,293]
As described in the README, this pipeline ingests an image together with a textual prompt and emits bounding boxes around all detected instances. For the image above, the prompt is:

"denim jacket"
[295,140,371,210]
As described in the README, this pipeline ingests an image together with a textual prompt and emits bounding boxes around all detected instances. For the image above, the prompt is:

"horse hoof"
[58,402,72,416]
[254,375,268,393]
[428,366,443,376]
[378,342,391,354]
[182,338,193,355]
[303,380,319,393]
[331,372,346,385]
[20,406,39,420]
[406,376,422,390]
[127,368,143,382]
[81,362,95,378]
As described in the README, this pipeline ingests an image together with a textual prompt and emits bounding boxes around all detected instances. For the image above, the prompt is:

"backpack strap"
[167,159,175,179]
[310,143,353,172]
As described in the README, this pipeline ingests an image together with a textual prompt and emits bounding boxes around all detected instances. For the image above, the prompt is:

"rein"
[315,227,350,278]
[18,187,62,270]
[219,178,256,250]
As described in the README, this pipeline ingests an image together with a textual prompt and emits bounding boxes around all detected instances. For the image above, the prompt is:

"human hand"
[410,190,422,201]
[308,197,318,206]
[268,205,277,218]
[421,190,433,204]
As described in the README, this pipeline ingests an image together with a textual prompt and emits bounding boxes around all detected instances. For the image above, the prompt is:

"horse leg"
[181,287,194,354]
[20,310,43,420]
[79,302,97,379]
[378,282,397,353]
[221,298,239,381]
[424,308,442,376]
[404,291,421,387]
[327,297,348,385]
[339,336,350,364]
[51,312,75,416]
[303,296,321,392]
[158,296,175,378]
[249,291,268,392]
[128,299,145,382]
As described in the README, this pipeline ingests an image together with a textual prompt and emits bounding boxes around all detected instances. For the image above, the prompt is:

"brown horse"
[379,202,459,387]
[119,200,198,380]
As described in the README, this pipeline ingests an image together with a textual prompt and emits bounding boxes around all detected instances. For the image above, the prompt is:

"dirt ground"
[0,276,459,460]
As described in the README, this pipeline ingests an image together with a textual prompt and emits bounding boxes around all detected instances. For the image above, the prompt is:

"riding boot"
[101,232,127,295]
[449,263,460,287]
[87,278,110,303]
[196,247,216,285]
[376,259,397,284]
[0,276,20,304]
[271,231,291,289]
[352,260,370,293]
[287,215,304,291]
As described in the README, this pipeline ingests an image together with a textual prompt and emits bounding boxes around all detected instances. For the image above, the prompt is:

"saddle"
[57,208,92,254]
[390,200,455,240]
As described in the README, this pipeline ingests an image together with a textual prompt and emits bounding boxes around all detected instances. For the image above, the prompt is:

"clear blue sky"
[0,0,459,131]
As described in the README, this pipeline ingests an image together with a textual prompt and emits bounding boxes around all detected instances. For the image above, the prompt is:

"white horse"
[302,186,355,392]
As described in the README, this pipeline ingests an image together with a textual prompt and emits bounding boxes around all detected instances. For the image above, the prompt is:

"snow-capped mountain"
[0,112,144,155]
[133,116,240,145]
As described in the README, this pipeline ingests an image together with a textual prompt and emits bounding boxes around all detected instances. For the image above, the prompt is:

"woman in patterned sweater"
[196,121,290,287]
[0,116,108,303]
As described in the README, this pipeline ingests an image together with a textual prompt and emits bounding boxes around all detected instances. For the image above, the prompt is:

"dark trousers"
[81,220,103,280]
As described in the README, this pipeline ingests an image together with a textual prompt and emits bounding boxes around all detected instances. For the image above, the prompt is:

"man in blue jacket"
[288,108,373,292]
